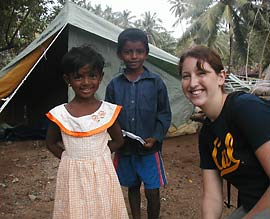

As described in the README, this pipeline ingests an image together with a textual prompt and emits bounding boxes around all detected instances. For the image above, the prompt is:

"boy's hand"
[143,138,157,148]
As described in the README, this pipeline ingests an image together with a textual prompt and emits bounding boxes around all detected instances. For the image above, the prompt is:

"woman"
[179,45,270,219]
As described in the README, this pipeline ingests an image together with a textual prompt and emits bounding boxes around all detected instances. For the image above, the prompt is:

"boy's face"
[118,40,148,74]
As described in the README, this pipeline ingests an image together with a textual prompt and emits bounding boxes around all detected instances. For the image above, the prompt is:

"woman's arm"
[107,121,124,152]
[243,140,270,219]
[45,121,63,159]
[201,169,223,219]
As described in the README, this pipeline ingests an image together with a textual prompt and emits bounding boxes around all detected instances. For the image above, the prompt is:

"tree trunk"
[228,24,233,74]
[259,31,270,78]
[245,8,260,78]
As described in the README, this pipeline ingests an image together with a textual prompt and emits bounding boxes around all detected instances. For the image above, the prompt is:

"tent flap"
[0,35,56,99]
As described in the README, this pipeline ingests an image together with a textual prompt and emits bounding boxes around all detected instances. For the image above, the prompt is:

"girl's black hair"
[117,28,149,55]
[61,45,105,75]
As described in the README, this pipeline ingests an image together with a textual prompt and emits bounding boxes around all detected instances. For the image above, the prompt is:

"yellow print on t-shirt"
[212,132,240,176]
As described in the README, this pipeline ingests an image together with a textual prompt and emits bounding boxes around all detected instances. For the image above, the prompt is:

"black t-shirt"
[199,92,270,211]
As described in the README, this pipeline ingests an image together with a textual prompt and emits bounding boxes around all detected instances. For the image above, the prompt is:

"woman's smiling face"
[181,57,225,108]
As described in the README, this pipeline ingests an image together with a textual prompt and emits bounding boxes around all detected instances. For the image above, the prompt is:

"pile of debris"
[252,81,270,100]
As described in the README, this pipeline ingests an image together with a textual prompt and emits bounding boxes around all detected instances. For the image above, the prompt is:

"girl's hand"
[144,138,157,148]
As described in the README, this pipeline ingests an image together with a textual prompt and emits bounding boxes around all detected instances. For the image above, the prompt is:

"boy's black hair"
[61,45,105,75]
[117,28,149,55]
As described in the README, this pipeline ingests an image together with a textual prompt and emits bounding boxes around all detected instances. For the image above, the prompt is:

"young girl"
[45,45,129,219]
[179,45,270,219]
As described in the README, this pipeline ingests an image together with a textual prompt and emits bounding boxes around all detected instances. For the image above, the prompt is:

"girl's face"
[64,64,103,100]
[118,41,147,74]
[181,57,225,108]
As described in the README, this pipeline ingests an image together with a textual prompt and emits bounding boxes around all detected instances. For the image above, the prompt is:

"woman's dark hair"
[61,45,105,75]
[178,45,224,78]
[117,28,149,55]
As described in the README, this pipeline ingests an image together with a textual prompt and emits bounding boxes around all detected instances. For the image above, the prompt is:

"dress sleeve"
[109,104,122,125]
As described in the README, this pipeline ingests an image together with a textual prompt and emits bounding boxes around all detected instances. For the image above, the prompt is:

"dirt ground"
[0,133,238,219]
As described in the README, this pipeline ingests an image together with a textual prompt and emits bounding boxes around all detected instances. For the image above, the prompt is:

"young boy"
[105,28,172,219]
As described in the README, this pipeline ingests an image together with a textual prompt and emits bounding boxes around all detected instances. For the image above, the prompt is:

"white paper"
[122,130,146,145]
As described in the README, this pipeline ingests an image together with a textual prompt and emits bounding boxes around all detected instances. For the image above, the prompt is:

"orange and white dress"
[46,101,129,219]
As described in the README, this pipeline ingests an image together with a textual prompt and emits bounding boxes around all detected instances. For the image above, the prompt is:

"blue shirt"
[105,67,172,155]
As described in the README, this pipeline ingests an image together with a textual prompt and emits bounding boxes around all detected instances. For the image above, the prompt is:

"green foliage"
[0,0,57,69]
[134,11,165,46]
[169,0,270,73]
[0,0,55,52]
[156,31,178,55]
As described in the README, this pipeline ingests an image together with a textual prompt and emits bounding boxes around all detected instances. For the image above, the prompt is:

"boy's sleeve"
[105,81,114,103]
[153,80,172,142]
